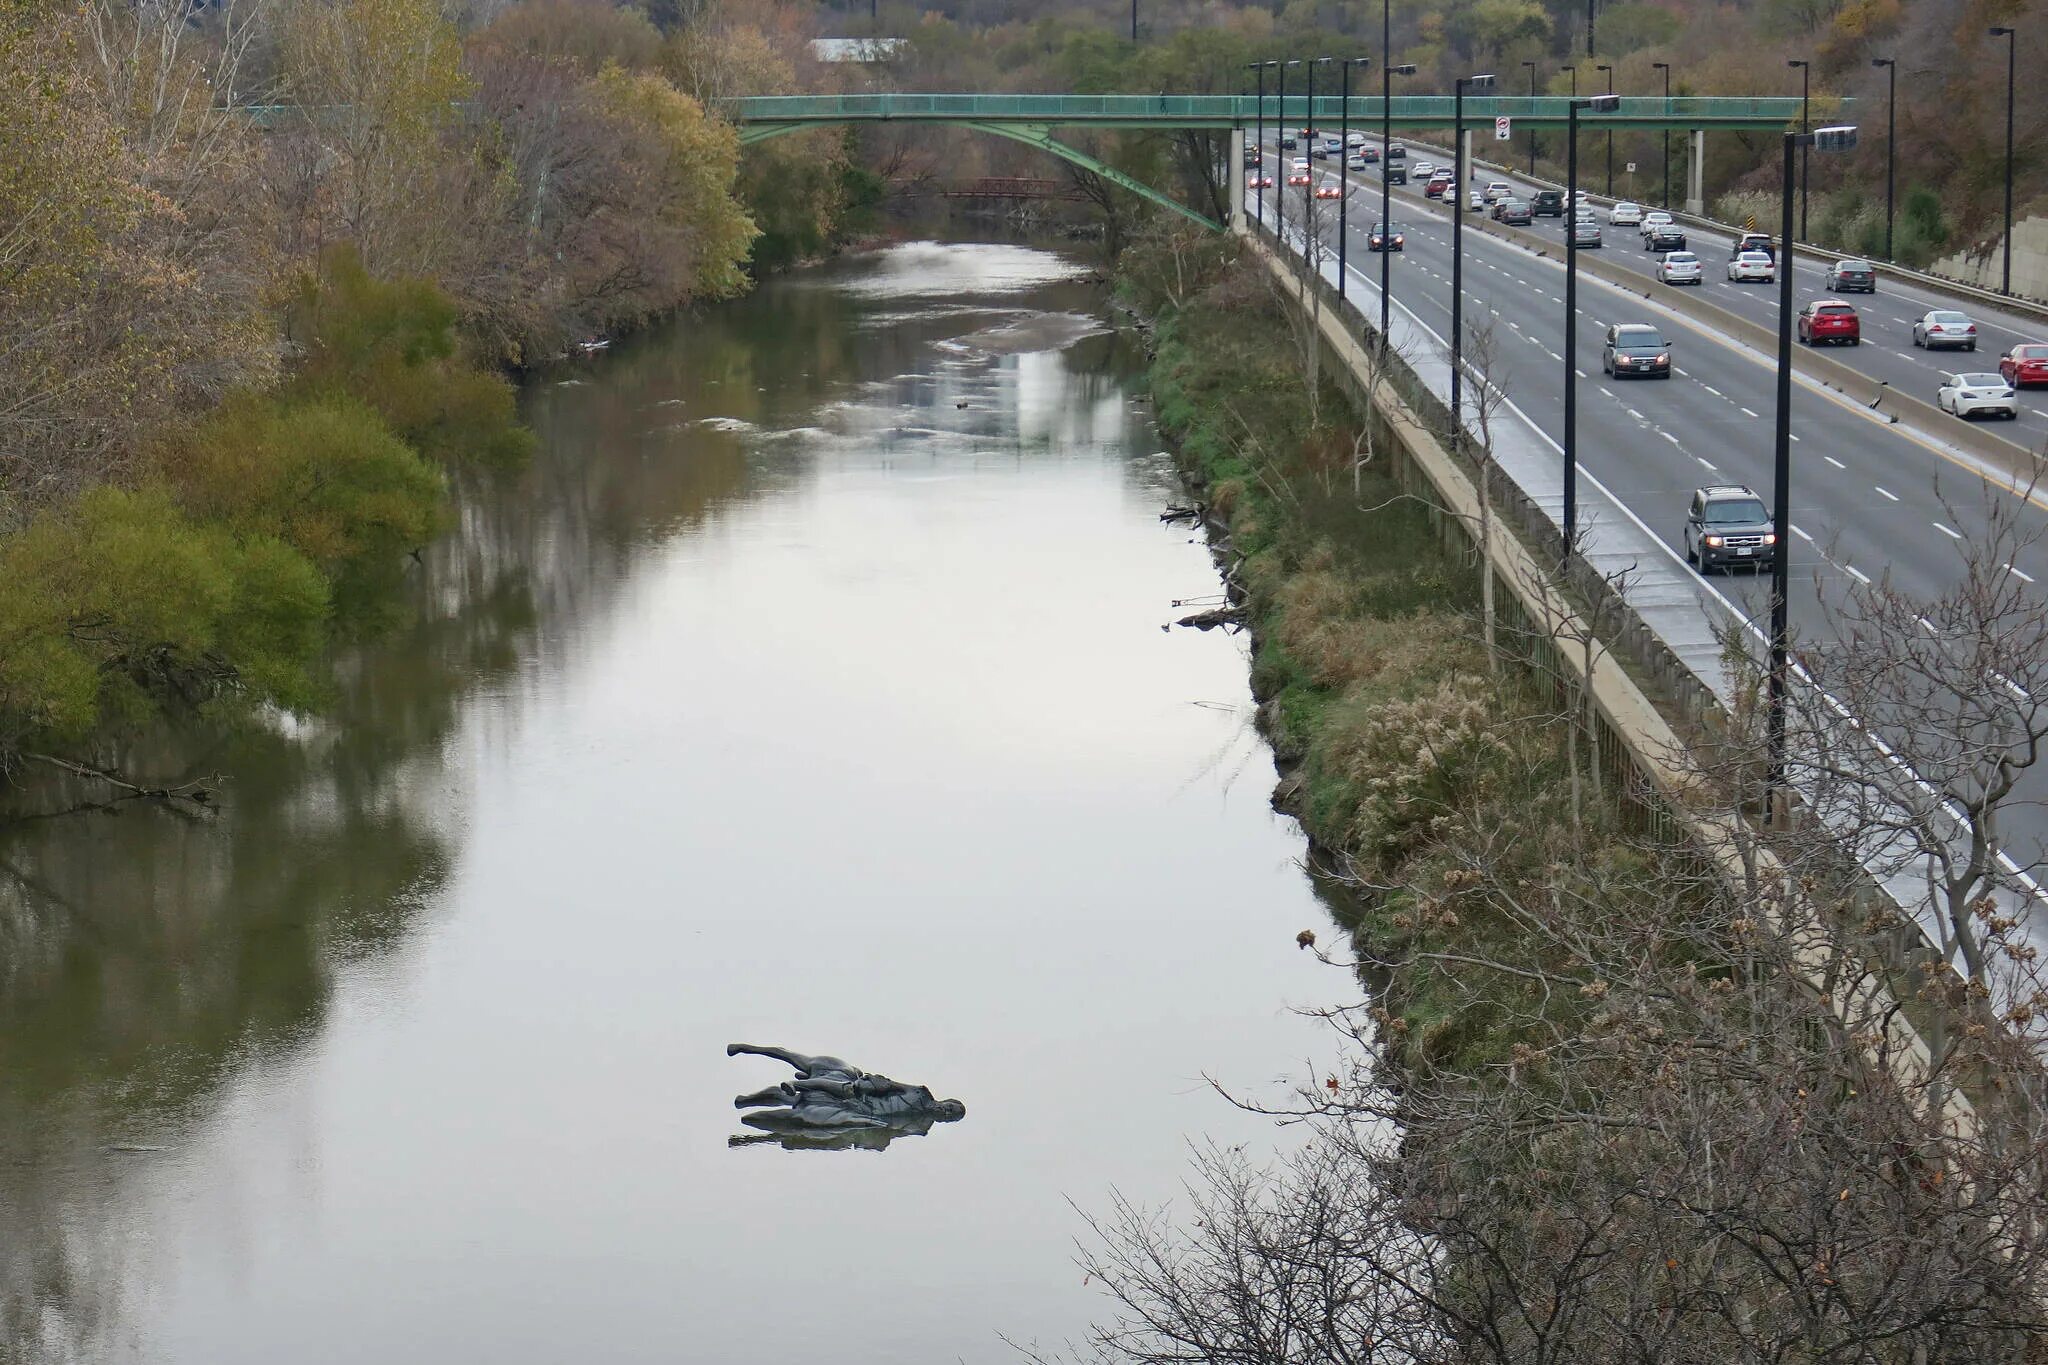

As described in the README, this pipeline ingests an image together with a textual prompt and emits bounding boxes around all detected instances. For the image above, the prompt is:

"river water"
[0,240,1337,1364]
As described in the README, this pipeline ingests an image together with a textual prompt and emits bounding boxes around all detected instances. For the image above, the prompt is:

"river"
[0,240,1338,1364]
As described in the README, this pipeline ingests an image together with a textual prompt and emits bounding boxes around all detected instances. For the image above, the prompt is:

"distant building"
[809,37,907,63]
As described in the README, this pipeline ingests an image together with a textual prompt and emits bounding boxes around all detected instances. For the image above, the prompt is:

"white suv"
[1608,201,1643,226]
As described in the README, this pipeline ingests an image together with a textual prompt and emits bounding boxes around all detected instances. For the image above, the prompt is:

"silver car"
[1914,310,1979,351]
[1656,250,1702,285]
[1938,370,2018,420]
[1571,218,1602,248]
[1608,200,1643,226]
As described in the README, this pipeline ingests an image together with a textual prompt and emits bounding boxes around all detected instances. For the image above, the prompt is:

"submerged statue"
[726,1043,965,1152]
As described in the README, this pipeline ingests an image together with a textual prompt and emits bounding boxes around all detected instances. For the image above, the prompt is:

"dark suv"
[1532,189,1565,217]
[1684,485,1777,573]
[1384,162,1407,186]
[1601,323,1672,379]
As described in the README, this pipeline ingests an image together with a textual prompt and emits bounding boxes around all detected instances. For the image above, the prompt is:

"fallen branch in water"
[14,752,218,818]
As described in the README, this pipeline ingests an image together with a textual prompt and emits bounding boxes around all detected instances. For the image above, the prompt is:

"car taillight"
[1968,325,1978,333]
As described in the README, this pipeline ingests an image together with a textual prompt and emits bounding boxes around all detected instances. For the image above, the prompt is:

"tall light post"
[1338,56,1370,310]
[1563,92,1621,553]
[1247,61,1271,232]
[1652,61,1672,210]
[1305,57,1332,276]
[1870,57,1896,260]
[1766,123,1860,816]
[1277,58,1299,250]
[1380,59,1416,343]
[1563,64,1577,99]
[1523,59,1540,175]
[1450,71,1497,429]
[1788,58,1810,241]
[1596,62,1614,195]
[1991,26,2017,296]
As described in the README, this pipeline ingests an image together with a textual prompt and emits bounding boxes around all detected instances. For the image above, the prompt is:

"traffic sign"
[1626,161,1637,173]
[1494,116,1512,141]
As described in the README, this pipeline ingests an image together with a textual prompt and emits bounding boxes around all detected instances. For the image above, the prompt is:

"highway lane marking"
[1825,456,1847,469]
[1934,522,1963,539]
[1844,564,1873,584]
[2010,563,2037,583]
[1627,408,1646,420]
[1740,406,1760,418]
[1876,486,1900,501]
[1793,525,1814,541]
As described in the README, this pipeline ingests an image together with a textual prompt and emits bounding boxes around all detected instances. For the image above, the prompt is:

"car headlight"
[1655,354,1669,364]
[1763,533,1778,546]
[1704,535,1724,548]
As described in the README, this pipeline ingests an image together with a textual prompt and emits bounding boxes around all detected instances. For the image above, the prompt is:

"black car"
[1684,485,1777,573]
[1643,224,1687,251]
[1601,323,1672,379]
[1498,199,1534,226]
[1731,231,1774,259]
[1532,188,1565,217]
[1279,132,1297,149]
[1243,148,1262,168]
[1367,222,1406,252]
[1385,144,1407,161]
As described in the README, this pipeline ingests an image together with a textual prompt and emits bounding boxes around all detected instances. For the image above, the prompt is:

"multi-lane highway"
[1242,131,2048,921]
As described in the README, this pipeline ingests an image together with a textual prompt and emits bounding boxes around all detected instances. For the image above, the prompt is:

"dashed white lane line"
[1793,525,1815,542]
[1934,522,1962,540]
[1845,564,1873,584]
[1701,384,1724,398]
[1789,433,1802,442]
[1740,406,1760,418]
[1825,455,1847,469]
[1626,408,1646,420]
[1576,369,1588,379]
[1875,486,1900,502]
[1917,615,1939,634]
[2009,563,2037,583]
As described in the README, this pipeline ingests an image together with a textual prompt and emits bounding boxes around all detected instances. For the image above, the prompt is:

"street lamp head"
[1991,25,2015,36]
[1584,92,1621,112]
[1871,56,1894,68]
[1787,58,1809,68]
[1314,55,1334,64]
[1284,58,1302,66]
[1347,55,1372,66]
[1390,63,1417,75]
[1813,125,1859,152]
[1596,62,1613,73]
[1652,61,1671,71]
[1466,72,1497,88]
[1522,59,1537,69]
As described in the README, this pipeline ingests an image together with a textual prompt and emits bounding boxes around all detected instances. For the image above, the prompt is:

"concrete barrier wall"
[1935,216,2048,307]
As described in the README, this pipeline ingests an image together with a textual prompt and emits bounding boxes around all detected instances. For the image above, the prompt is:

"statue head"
[935,1099,966,1122]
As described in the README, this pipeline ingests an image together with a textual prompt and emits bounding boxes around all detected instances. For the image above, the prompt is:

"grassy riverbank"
[1124,229,1620,1074]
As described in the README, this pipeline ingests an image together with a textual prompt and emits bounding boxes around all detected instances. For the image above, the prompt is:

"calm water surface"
[0,241,1337,1363]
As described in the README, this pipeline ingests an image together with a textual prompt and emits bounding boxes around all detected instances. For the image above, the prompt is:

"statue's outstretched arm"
[789,1077,857,1099]
[725,1043,814,1072]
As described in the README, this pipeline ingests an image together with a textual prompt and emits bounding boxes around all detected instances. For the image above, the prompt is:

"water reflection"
[0,241,1333,1365]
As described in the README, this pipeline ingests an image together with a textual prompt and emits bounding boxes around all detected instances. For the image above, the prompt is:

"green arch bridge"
[730,93,1819,231]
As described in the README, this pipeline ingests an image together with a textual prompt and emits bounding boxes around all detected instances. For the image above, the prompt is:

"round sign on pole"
[1494,116,1512,141]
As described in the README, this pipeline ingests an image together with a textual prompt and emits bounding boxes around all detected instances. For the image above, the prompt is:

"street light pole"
[1767,123,1859,815]
[1451,72,1496,429]
[1339,56,1369,310]
[1278,59,1298,252]
[1871,57,1895,261]
[1380,59,1415,344]
[1523,60,1539,176]
[1564,92,1620,553]
[1247,62,1268,232]
[1788,58,1809,241]
[1305,57,1329,279]
[1597,63,1614,195]
[1991,26,2017,296]
[1652,61,1671,210]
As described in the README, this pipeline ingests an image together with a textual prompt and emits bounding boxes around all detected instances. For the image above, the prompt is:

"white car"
[1484,180,1513,202]
[1412,160,1436,179]
[1608,201,1643,226]
[1727,250,1775,283]
[1346,131,1366,147]
[1468,188,1487,211]
[1637,210,1674,239]
[1657,250,1703,285]
[1938,370,2019,420]
[1914,310,1979,351]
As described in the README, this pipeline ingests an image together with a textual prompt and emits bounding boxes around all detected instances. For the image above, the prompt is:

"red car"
[2001,343,2048,387]
[1286,171,1311,187]
[1796,300,1860,346]
[1424,177,1451,200]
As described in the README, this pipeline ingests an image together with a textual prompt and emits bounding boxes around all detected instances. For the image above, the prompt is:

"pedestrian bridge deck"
[728,93,1816,140]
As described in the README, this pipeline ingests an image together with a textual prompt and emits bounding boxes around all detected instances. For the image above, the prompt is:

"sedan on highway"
[1913,310,1979,351]
[1797,300,1861,346]
[1727,251,1775,283]
[1356,145,1380,163]
[1484,181,1513,203]
[1424,174,1452,200]
[1643,223,1687,252]
[1247,173,1275,189]
[1637,210,1675,240]
[1498,198,1534,225]
[1468,187,1486,211]
[1827,259,1877,292]
[1571,218,1603,248]
[1608,201,1644,226]
[1656,251,1703,285]
[1313,183,1343,200]
[1367,222,1407,252]
[1602,323,1672,378]
[1345,153,1371,172]
[1937,371,2020,420]
[2000,343,2048,387]
[1411,160,1436,180]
